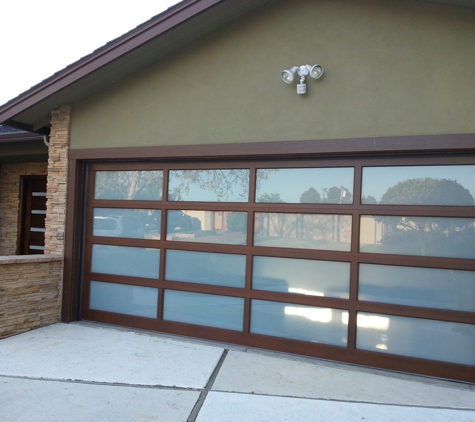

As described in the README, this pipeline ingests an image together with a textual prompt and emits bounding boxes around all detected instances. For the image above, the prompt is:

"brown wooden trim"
[61,159,85,322]
[69,134,475,161]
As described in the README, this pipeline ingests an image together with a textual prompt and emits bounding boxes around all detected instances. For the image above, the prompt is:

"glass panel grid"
[163,290,244,331]
[89,281,158,318]
[362,165,475,206]
[85,159,475,380]
[252,256,350,299]
[360,215,475,259]
[359,264,475,312]
[251,299,348,346]
[93,208,161,239]
[166,210,247,245]
[168,169,250,202]
[165,250,246,288]
[254,213,351,251]
[256,167,354,204]
[356,312,475,366]
[94,170,163,200]
[91,244,160,279]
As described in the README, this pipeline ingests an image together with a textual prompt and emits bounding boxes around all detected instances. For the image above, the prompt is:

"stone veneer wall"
[0,162,48,255]
[0,255,62,339]
[45,105,71,256]
[0,105,71,338]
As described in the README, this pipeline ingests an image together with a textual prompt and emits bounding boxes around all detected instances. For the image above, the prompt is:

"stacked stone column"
[44,104,71,318]
[45,105,70,255]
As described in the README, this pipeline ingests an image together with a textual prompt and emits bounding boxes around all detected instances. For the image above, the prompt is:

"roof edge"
[0,131,44,143]
[0,0,226,125]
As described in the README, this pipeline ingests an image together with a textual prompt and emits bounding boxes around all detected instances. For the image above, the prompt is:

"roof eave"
[0,0,226,128]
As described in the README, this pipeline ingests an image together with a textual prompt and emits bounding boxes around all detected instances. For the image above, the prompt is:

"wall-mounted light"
[281,64,323,94]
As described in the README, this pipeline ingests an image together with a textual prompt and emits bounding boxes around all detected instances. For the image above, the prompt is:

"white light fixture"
[281,64,323,94]
[281,66,299,84]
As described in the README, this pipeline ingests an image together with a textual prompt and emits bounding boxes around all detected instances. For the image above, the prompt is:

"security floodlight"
[281,66,299,84]
[309,64,323,80]
[281,63,323,94]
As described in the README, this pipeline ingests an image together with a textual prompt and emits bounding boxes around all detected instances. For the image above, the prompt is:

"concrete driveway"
[0,323,474,421]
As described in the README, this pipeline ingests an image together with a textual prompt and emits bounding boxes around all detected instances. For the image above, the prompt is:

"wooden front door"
[19,176,47,255]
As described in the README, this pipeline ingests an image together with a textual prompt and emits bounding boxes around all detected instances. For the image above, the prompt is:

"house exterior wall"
[69,0,475,150]
[0,255,62,339]
[0,162,47,256]
[53,0,475,382]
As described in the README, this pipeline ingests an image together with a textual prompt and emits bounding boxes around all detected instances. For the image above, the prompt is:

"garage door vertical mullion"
[347,164,363,350]
[243,167,257,334]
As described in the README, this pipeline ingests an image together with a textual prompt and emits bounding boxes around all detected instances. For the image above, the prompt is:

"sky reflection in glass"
[256,168,354,204]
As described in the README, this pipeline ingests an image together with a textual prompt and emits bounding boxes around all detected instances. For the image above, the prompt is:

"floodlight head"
[309,64,323,79]
[281,63,323,94]
[281,66,299,84]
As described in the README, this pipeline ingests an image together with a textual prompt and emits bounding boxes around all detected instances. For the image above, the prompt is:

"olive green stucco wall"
[69,0,475,150]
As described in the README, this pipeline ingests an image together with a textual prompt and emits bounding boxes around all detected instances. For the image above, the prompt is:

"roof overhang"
[0,0,473,135]
[0,132,47,163]
[0,0,272,134]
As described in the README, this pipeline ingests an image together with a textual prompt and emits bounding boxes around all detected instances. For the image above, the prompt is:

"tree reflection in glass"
[168,169,250,202]
[254,213,351,251]
[256,168,354,204]
[362,166,475,206]
[379,178,474,206]
[94,170,163,200]
[360,177,475,258]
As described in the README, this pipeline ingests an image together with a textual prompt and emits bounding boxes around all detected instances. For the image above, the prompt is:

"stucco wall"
[0,162,47,255]
[70,0,475,150]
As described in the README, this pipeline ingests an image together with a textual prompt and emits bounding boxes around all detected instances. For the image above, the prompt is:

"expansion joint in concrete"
[187,349,229,422]
[0,375,201,392]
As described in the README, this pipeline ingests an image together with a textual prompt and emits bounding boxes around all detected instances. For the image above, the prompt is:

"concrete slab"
[212,350,475,409]
[196,392,475,422]
[0,323,223,388]
[0,376,199,422]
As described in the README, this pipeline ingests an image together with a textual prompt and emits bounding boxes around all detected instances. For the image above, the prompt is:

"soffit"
[0,137,47,163]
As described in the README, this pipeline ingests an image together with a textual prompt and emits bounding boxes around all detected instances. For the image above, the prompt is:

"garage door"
[81,156,475,382]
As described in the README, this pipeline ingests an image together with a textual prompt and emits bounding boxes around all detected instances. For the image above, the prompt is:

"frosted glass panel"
[166,250,245,288]
[256,167,354,204]
[94,170,163,200]
[163,290,244,331]
[93,208,161,239]
[357,312,475,366]
[362,165,475,205]
[251,300,348,346]
[360,216,475,259]
[168,169,249,202]
[254,213,351,251]
[166,210,247,245]
[89,281,158,318]
[91,245,160,279]
[359,264,475,312]
[253,256,349,299]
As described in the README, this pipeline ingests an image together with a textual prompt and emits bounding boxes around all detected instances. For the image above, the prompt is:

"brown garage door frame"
[63,134,475,382]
